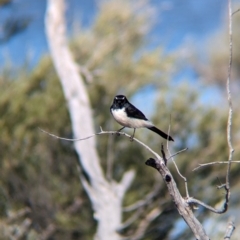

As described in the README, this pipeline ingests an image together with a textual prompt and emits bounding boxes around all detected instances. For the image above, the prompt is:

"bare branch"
[187,183,230,214]
[39,127,99,141]
[226,0,234,168]
[193,161,240,171]
[121,189,167,232]
[123,184,161,212]
[187,0,235,225]
[166,145,189,198]
[167,148,188,160]
[232,8,240,16]
[224,0,235,213]
[145,158,209,239]
[39,128,163,162]
[130,208,162,240]
[41,127,211,238]
[170,158,189,198]
[166,121,189,198]
[191,0,236,218]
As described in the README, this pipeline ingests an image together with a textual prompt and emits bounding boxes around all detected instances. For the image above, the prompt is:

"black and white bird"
[110,95,174,141]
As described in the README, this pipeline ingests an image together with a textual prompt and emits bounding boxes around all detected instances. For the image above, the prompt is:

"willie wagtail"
[110,95,174,141]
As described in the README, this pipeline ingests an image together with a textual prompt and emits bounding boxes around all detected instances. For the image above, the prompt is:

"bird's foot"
[130,136,134,142]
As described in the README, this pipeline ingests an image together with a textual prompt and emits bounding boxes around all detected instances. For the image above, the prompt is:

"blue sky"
[0,0,230,68]
[1,0,236,113]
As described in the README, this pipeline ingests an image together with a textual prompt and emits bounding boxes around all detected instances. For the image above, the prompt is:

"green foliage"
[0,57,95,238]
[0,0,240,239]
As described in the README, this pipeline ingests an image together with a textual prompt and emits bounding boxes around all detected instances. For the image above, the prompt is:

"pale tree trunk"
[45,1,135,239]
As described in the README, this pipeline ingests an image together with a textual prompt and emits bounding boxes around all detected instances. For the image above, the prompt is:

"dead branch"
[193,161,240,171]
[145,158,209,240]
[123,184,161,212]
[189,0,235,222]
[39,128,163,160]
[167,147,188,160]
[225,0,235,190]
[40,127,212,239]
[232,8,240,16]
[186,190,229,214]
[167,144,189,198]
[130,207,162,240]
[166,119,188,198]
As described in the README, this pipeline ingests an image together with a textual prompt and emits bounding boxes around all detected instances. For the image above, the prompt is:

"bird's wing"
[125,103,148,120]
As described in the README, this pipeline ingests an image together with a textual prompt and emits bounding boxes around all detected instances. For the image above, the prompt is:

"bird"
[110,95,174,141]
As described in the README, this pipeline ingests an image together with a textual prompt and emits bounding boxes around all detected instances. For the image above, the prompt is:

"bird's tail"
[147,126,174,141]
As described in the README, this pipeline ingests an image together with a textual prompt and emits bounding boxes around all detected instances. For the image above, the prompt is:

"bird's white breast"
[111,108,153,128]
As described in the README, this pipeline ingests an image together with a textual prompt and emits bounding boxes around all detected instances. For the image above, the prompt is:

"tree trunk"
[45,1,135,239]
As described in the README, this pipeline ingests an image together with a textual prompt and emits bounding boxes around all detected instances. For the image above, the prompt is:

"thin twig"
[39,127,99,141]
[145,158,209,239]
[123,184,161,212]
[171,160,188,196]
[39,128,163,161]
[167,148,188,160]
[232,8,240,16]
[167,146,189,197]
[188,0,235,219]
[166,118,189,197]
[129,208,162,240]
[169,158,186,183]
[225,0,234,204]
[193,161,240,171]
[187,184,229,214]
[170,156,189,198]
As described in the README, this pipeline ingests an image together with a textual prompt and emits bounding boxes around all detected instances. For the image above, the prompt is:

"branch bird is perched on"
[110,95,174,141]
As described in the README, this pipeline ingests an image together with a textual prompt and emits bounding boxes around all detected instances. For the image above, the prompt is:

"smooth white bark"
[45,1,135,239]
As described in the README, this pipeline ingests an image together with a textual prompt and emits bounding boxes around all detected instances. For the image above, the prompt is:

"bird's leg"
[130,128,136,141]
[116,126,125,136]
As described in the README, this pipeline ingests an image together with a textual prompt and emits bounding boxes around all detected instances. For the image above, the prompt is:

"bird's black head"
[112,95,128,108]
